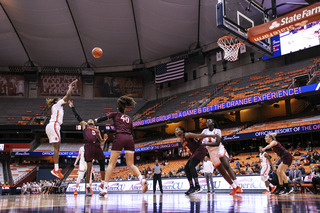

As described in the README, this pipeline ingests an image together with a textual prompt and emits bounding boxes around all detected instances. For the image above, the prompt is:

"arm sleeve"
[71,107,83,122]
[96,112,115,123]
[96,116,108,123]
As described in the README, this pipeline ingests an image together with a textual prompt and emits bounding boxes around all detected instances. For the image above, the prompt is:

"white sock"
[138,175,143,182]
[104,182,109,190]
[269,183,274,187]
[231,183,237,189]
[233,179,238,186]
[54,164,59,171]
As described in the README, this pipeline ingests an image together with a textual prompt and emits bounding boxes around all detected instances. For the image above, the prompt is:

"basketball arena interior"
[1,0,320,212]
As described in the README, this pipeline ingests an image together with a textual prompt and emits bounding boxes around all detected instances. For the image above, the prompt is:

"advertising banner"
[223,123,320,141]
[14,142,182,157]
[66,175,266,193]
[247,2,320,42]
[134,83,320,127]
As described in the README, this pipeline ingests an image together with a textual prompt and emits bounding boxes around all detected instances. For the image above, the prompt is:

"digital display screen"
[263,20,320,60]
[76,125,114,131]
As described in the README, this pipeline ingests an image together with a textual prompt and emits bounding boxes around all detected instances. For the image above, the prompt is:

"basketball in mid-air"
[92,47,103,58]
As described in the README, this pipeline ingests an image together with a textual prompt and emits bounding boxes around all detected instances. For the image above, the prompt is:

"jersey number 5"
[121,115,130,123]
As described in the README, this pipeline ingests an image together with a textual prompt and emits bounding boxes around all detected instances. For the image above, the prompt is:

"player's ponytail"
[117,95,136,113]
[46,97,58,108]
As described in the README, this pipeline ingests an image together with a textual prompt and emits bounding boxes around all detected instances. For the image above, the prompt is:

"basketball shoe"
[230,187,237,195]
[141,179,148,193]
[185,186,195,195]
[86,187,93,196]
[189,185,202,195]
[51,168,64,179]
[235,186,243,193]
[99,184,109,197]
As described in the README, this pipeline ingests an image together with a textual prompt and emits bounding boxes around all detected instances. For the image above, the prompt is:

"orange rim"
[217,36,245,47]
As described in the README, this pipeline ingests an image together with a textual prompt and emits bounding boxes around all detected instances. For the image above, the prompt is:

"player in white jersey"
[73,145,86,195]
[201,119,242,195]
[45,79,78,179]
[259,146,276,194]
[73,145,94,195]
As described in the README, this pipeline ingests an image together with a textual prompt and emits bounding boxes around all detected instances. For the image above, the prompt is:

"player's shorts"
[260,165,270,182]
[78,162,87,172]
[111,133,135,152]
[45,122,61,143]
[84,143,105,162]
[207,146,222,167]
[281,153,293,166]
[189,146,207,162]
[218,145,229,158]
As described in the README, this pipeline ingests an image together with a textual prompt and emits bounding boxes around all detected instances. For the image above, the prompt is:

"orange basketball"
[92,47,103,58]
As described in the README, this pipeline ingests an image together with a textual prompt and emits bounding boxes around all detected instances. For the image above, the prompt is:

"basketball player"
[45,79,78,179]
[69,100,107,196]
[262,133,293,195]
[259,146,276,194]
[201,119,242,195]
[175,126,217,195]
[95,96,148,196]
[73,145,93,195]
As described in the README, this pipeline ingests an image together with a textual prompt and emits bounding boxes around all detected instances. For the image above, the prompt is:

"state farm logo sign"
[268,21,280,30]
[248,2,320,42]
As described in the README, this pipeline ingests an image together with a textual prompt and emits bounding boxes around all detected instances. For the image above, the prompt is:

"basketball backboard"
[216,0,273,56]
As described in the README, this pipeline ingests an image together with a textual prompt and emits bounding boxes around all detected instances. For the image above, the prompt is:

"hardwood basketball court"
[0,192,319,212]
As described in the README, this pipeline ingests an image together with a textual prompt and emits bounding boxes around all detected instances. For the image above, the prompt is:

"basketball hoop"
[217,36,245,62]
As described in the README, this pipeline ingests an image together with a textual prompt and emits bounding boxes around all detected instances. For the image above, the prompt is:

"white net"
[217,36,244,61]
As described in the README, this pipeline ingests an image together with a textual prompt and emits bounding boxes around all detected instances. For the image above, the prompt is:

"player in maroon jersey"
[95,96,147,196]
[175,126,219,195]
[68,100,107,196]
[262,133,293,195]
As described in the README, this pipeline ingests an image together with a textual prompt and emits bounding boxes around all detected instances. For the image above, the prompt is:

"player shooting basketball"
[45,79,77,179]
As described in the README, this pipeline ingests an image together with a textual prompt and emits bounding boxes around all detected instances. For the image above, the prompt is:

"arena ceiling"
[0,0,311,70]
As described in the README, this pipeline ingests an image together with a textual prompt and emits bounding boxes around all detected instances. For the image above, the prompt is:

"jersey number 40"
[121,115,130,123]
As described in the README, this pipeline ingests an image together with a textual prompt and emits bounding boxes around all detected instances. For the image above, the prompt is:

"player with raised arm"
[262,133,293,195]
[69,100,107,196]
[175,126,219,195]
[45,79,78,179]
[95,96,147,196]
[201,119,242,195]
[259,146,276,194]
